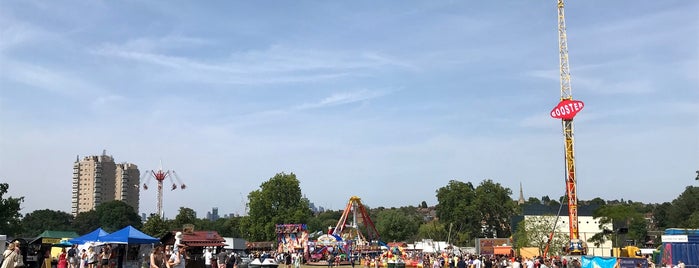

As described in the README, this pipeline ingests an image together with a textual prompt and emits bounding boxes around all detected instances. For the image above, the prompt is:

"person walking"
[68,245,78,268]
[167,247,185,268]
[87,247,97,268]
[100,246,112,268]
[58,248,68,268]
[204,249,214,268]
[285,253,292,268]
[217,250,228,268]
[457,257,466,268]
[80,249,87,268]
[149,245,166,268]
[432,256,442,268]
[326,254,333,268]
[293,253,301,268]
[1,242,19,268]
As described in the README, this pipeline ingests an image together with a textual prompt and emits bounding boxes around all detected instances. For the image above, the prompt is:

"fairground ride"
[546,0,587,256]
[332,196,381,249]
[141,161,187,218]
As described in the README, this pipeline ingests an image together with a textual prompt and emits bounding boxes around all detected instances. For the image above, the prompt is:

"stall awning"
[186,242,227,247]
[493,246,512,255]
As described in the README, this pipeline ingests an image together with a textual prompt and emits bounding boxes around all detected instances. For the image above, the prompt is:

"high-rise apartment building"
[71,151,140,216]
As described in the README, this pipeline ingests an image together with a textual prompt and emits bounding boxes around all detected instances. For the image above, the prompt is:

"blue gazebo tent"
[69,228,110,244]
[98,226,159,244]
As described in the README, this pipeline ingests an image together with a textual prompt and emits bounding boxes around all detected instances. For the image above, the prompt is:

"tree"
[171,207,198,230]
[417,220,448,242]
[73,210,100,234]
[591,203,645,247]
[513,216,568,256]
[435,180,479,245]
[375,208,421,242]
[420,201,428,209]
[435,179,516,246]
[474,180,517,238]
[218,217,242,237]
[0,183,23,236]
[588,197,607,207]
[652,202,672,229]
[143,214,170,237]
[306,210,343,235]
[74,201,142,233]
[526,197,542,205]
[667,186,699,228]
[96,200,142,232]
[21,209,74,237]
[241,172,313,241]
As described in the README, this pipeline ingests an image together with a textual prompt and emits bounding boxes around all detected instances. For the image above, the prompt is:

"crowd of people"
[53,244,126,268]
[2,243,692,268]
[147,245,240,268]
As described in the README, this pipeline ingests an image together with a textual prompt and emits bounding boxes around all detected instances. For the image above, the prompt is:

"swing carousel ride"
[306,196,384,265]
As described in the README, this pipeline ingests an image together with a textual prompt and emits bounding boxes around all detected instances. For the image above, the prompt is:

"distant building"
[71,151,140,216]
[207,207,220,221]
[512,203,613,256]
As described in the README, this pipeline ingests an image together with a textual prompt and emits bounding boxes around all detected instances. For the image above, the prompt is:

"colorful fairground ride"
[306,196,384,265]
[276,224,310,253]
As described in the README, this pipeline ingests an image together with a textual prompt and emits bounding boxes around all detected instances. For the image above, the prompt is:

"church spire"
[518,182,525,205]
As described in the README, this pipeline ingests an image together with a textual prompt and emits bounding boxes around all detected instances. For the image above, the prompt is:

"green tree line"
[1,177,697,247]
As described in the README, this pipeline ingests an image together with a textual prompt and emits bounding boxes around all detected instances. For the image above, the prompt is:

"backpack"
[68,249,76,257]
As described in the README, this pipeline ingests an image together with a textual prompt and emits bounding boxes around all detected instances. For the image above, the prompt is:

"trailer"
[659,229,699,268]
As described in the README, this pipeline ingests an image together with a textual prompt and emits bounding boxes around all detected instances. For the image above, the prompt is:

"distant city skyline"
[1,1,697,217]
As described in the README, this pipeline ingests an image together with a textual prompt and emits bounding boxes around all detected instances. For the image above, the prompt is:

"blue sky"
[1,1,697,218]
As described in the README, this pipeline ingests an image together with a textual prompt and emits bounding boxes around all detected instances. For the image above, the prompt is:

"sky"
[1,1,697,219]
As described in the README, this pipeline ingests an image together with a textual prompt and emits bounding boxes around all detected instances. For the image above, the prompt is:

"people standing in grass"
[204,248,214,268]
[100,245,112,268]
[217,250,228,268]
[67,245,78,268]
[58,248,68,268]
[1,242,19,268]
[87,247,97,268]
[149,245,165,268]
[293,252,301,268]
[80,249,87,268]
[432,255,442,268]
[167,247,185,268]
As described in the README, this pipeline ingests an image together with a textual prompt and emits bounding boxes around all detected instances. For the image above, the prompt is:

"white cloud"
[295,90,391,110]
[91,94,126,108]
[0,59,104,96]
[117,35,214,52]
[0,22,38,53]
[92,43,413,85]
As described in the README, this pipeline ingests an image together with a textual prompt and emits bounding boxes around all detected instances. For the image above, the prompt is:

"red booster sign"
[550,99,584,120]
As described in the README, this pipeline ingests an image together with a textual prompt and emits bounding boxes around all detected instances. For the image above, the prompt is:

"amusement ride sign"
[550,99,584,120]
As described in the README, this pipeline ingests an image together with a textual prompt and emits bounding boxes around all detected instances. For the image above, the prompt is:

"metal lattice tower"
[557,0,580,245]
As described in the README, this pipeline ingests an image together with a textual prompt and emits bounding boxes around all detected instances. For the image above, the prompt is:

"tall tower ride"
[550,0,586,255]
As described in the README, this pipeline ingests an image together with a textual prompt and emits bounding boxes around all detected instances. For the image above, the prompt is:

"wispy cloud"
[295,90,391,110]
[575,76,654,95]
[0,59,103,96]
[115,35,215,52]
[92,43,414,85]
[0,13,49,54]
[524,68,655,95]
[91,94,126,108]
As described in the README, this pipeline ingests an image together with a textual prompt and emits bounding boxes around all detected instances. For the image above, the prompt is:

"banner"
[581,256,616,268]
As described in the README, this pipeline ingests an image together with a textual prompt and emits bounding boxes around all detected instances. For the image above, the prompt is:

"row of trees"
[1,178,697,250]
